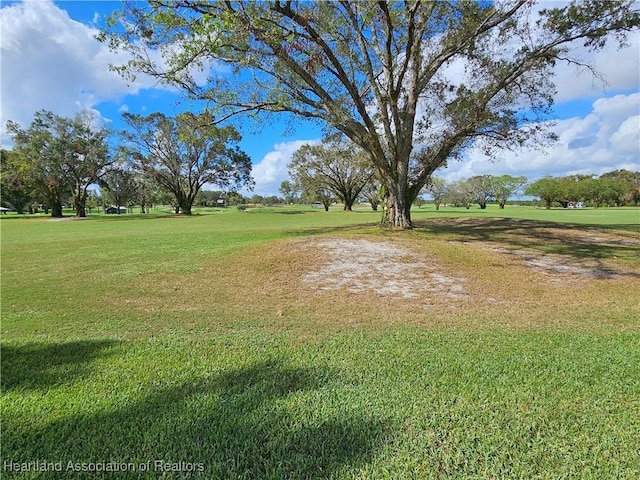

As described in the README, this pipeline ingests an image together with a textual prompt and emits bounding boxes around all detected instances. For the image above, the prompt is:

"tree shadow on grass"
[285,222,380,239]
[1,340,119,392]
[414,217,640,278]
[3,359,390,479]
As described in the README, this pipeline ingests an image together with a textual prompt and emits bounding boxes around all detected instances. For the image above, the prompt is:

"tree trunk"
[383,191,412,229]
[75,193,87,217]
[76,205,87,217]
[51,201,63,218]
[180,198,193,215]
[74,187,87,217]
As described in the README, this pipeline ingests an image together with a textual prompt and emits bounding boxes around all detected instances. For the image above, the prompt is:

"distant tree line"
[426,171,640,210]
[1,110,253,217]
[524,172,640,209]
[3,111,638,216]
[281,133,639,211]
[424,175,529,210]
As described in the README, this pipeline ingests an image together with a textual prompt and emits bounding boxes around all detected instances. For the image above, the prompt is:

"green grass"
[1,205,639,479]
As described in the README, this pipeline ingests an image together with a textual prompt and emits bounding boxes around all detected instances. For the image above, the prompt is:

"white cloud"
[610,115,640,154]
[440,92,640,182]
[0,0,221,146]
[0,0,145,144]
[553,35,640,103]
[247,139,320,196]
[2,0,637,191]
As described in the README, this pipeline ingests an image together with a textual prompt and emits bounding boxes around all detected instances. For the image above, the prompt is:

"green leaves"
[6,110,112,217]
[99,0,639,227]
[120,111,253,214]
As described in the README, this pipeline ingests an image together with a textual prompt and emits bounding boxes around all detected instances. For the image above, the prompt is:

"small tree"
[493,175,528,209]
[302,186,334,212]
[99,168,139,214]
[225,191,245,206]
[279,180,300,204]
[425,177,448,211]
[121,112,253,215]
[359,180,382,211]
[466,175,495,209]
[65,111,113,217]
[413,195,427,209]
[289,134,374,211]
[525,176,563,209]
[447,180,474,209]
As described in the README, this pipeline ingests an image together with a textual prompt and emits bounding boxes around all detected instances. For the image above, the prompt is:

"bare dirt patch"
[301,238,469,305]
[47,217,89,222]
[479,243,620,282]
[108,231,639,335]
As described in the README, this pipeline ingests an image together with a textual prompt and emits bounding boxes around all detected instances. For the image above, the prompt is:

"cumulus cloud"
[248,140,320,196]
[440,93,640,182]
[2,0,637,189]
[553,35,640,102]
[0,0,138,143]
[0,0,220,145]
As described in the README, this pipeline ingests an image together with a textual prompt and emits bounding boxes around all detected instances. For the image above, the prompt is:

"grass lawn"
[1,205,639,479]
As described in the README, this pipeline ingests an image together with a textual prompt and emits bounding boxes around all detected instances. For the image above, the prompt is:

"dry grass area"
[113,218,639,337]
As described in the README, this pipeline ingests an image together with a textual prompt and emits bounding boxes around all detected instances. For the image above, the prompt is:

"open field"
[2,205,639,478]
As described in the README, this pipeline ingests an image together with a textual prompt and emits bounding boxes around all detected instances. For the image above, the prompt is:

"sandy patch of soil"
[301,238,469,304]
[485,244,610,281]
[47,217,89,222]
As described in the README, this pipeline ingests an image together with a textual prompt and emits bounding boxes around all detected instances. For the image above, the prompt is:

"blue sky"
[1,0,638,196]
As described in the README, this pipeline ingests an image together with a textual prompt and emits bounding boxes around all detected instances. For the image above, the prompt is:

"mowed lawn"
[1,205,639,479]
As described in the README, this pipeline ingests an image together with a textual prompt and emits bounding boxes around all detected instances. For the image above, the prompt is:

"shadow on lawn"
[286,222,380,239]
[415,217,640,276]
[1,340,118,392]
[3,358,389,479]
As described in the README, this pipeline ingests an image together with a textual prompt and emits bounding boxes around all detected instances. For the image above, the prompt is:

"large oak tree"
[6,110,112,218]
[289,135,374,211]
[120,111,253,215]
[102,0,639,228]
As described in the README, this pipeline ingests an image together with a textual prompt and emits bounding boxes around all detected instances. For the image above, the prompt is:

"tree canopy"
[525,171,640,209]
[6,110,112,217]
[120,111,253,215]
[1,149,33,214]
[102,0,640,228]
[289,135,374,211]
